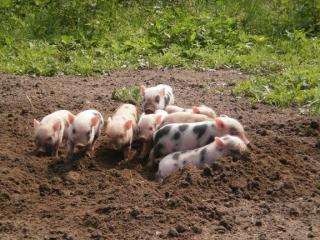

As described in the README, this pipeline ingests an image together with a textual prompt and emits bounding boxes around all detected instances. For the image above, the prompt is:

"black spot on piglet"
[154,125,171,144]
[193,124,207,139]
[172,153,180,160]
[179,124,188,132]
[200,148,207,163]
[206,135,215,145]
[172,131,180,140]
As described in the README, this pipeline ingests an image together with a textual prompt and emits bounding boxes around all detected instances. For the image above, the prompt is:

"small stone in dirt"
[289,207,300,216]
[39,183,51,196]
[176,224,187,233]
[90,230,103,239]
[251,105,258,110]
[179,180,190,188]
[219,219,232,230]
[7,113,13,118]
[310,121,319,130]
[167,227,179,237]
[307,232,315,238]
[258,233,267,240]
[201,167,213,177]
[279,158,288,165]
[315,139,320,149]
[20,109,28,115]
[254,219,262,227]
[130,207,140,218]
[191,226,202,234]
[65,171,80,183]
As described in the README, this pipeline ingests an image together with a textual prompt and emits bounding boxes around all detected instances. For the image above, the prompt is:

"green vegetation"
[112,85,142,104]
[0,0,319,114]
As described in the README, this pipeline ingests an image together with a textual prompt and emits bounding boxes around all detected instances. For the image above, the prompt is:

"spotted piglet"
[137,109,168,159]
[105,104,137,160]
[33,110,75,156]
[141,84,174,114]
[149,116,249,165]
[156,135,247,181]
[67,110,104,159]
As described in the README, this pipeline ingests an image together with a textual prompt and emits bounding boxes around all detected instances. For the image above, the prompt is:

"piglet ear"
[215,118,225,130]
[215,137,224,149]
[91,116,99,127]
[125,119,132,130]
[68,113,75,124]
[192,106,200,114]
[53,121,61,131]
[140,85,145,95]
[33,119,40,128]
[155,115,163,126]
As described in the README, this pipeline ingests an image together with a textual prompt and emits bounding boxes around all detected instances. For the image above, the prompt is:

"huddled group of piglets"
[33,84,249,181]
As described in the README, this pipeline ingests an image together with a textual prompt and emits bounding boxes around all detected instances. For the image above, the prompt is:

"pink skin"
[156,135,248,181]
[165,105,185,114]
[192,105,216,119]
[141,84,174,114]
[105,104,137,160]
[67,110,104,159]
[138,110,167,159]
[33,110,75,157]
[149,116,249,165]
[158,112,212,128]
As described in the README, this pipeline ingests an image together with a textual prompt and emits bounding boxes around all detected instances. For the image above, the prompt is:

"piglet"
[137,109,168,159]
[67,110,104,159]
[165,105,185,114]
[141,84,174,114]
[192,105,216,119]
[149,116,249,165]
[105,104,137,160]
[34,110,75,156]
[165,104,216,119]
[158,112,212,128]
[156,135,247,181]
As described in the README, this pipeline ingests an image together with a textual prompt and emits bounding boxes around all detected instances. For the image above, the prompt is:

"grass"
[111,86,142,105]
[0,0,319,114]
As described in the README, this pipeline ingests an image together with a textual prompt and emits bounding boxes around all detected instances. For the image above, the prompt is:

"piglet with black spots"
[106,104,137,160]
[34,110,75,157]
[149,116,249,164]
[141,84,174,114]
[67,110,104,159]
[156,135,247,181]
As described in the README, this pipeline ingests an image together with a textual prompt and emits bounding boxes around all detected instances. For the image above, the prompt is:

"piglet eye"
[46,137,52,141]
[155,95,160,103]
[72,128,76,134]
[149,126,153,131]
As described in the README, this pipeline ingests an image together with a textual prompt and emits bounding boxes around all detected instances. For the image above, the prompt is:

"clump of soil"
[0,70,319,239]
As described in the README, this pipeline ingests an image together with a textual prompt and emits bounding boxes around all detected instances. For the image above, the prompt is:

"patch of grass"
[0,1,320,114]
[111,86,142,105]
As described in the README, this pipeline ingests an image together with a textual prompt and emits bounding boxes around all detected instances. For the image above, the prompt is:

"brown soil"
[0,69,319,240]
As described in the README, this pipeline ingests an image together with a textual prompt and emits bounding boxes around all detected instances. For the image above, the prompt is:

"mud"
[0,69,319,239]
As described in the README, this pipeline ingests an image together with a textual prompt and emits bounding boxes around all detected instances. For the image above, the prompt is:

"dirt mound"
[0,70,319,239]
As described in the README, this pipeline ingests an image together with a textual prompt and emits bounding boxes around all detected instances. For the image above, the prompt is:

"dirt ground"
[0,69,319,240]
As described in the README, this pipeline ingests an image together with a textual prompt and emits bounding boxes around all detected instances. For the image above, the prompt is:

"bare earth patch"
[0,69,319,239]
